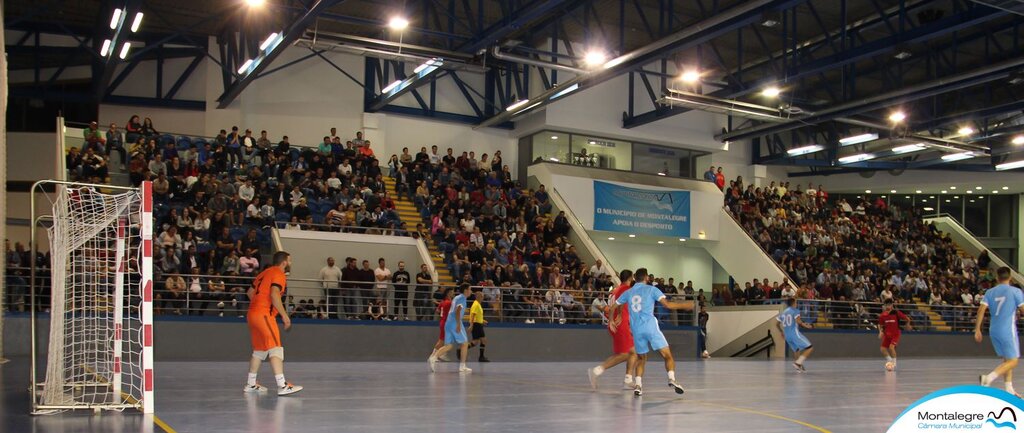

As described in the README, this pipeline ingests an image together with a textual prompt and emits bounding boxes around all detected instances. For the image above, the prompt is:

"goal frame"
[29,179,154,414]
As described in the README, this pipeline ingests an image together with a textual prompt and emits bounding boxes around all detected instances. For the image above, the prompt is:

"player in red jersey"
[878,299,912,370]
[427,287,454,362]
[588,269,638,390]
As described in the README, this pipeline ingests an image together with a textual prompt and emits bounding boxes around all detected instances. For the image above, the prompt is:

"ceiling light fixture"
[957,126,975,136]
[110,8,122,29]
[1003,186,1009,190]
[787,144,825,156]
[388,16,410,30]
[657,241,665,244]
[680,70,701,83]
[761,86,781,98]
[892,143,927,154]
[607,237,615,241]
[628,234,636,238]
[550,136,558,140]
[381,80,402,93]
[237,58,254,74]
[130,12,143,32]
[941,152,975,162]
[100,39,112,57]
[996,160,1024,171]
[890,190,897,193]
[888,111,906,123]
[915,190,922,193]
[118,42,131,59]
[584,50,607,66]
[865,190,872,193]
[505,99,529,112]
[260,32,282,51]
[838,153,876,164]
[245,0,265,6]
[1014,136,1024,145]
[839,133,879,146]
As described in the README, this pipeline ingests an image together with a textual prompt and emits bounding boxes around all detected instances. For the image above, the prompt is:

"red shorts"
[610,326,634,354]
[882,333,901,348]
[439,321,446,341]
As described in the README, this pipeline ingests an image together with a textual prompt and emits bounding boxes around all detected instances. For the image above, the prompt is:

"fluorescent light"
[131,12,143,32]
[680,70,701,83]
[381,80,402,93]
[259,32,280,51]
[761,86,781,97]
[118,42,131,59]
[237,58,254,74]
[892,143,927,154]
[679,238,686,242]
[999,160,1024,170]
[941,190,947,193]
[1013,136,1024,145]
[865,190,872,193]
[548,157,559,162]
[838,153,875,163]
[889,111,906,123]
[787,144,824,156]
[993,191,999,194]
[414,58,443,74]
[607,237,615,241]
[923,207,934,211]
[890,190,897,193]
[1003,186,1009,190]
[505,99,529,112]
[657,241,665,244]
[584,51,607,66]
[941,152,974,162]
[549,83,579,100]
[839,133,879,146]
[550,136,558,140]
[975,186,983,190]
[915,190,922,193]
[100,39,112,56]
[246,0,265,6]
[388,17,409,30]
[957,126,975,136]
[950,186,957,190]
[110,8,122,29]
[628,234,636,238]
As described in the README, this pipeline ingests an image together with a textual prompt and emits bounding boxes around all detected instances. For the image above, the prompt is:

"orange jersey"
[248,266,288,317]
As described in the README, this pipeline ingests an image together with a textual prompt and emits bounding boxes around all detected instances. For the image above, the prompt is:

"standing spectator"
[319,257,343,319]
[106,123,127,169]
[589,259,610,280]
[698,304,710,358]
[341,257,360,319]
[83,121,106,152]
[416,264,434,320]
[703,165,716,182]
[714,167,726,190]
[392,261,411,320]
[374,258,393,314]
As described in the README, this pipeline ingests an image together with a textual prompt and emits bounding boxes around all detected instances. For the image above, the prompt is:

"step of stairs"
[383,176,455,286]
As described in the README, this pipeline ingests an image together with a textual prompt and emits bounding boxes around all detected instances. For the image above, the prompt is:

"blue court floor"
[0,357,1002,433]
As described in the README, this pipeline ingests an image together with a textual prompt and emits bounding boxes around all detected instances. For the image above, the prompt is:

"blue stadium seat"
[192,137,208,148]
[176,136,192,150]
[158,134,175,147]
[229,227,246,241]
[275,211,290,222]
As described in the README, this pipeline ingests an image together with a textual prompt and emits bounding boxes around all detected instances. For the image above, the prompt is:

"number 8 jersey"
[616,283,666,331]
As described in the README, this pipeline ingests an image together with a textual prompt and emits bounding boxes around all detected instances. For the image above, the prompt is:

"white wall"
[366,113,517,171]
[594,238,715,293]
[705,306,781,353]
[786,168,1024,194]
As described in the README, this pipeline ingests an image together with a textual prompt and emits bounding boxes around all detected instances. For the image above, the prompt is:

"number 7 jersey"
[982,284,1024,334]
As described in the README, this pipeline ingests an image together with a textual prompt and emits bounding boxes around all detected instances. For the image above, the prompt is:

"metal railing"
[273,221,419,237]
[764,298,994,333]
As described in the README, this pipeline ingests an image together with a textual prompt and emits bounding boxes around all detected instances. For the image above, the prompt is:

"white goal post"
[30,180,153,414]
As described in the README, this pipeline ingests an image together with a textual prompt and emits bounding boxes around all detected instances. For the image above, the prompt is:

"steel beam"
[217,0,346,108]
[457,0,581,53]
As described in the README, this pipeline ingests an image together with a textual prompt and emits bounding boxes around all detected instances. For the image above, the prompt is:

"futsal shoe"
[980,374,991,387]
[428,356,437,373]
[588,368,599,390]
[633,385,643,397]
[622,379,635,390]
[458,366,473,373]
[478,356,491,363]
[243,384,268,393]
[793,362,806,372]
[278,383,303,396]
[668,380,685,395]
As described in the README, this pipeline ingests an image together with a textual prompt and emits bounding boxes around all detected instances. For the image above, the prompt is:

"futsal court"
[0,357,993,433]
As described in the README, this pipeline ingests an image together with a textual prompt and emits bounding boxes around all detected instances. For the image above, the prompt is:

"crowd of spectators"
[724,177,998,329]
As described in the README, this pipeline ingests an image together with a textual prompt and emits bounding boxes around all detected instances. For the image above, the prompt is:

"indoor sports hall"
[3,1,1024,432]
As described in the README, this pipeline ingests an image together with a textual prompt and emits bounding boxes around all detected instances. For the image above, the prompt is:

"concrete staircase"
[382,176,456,287]
[913,302,951,331]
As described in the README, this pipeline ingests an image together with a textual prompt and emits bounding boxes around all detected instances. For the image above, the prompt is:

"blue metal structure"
[7,0,1024,171]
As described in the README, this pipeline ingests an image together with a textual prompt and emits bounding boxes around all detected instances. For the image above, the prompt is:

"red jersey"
[438,299,452,323]
[609,283,632,333]
[878,310,909,335]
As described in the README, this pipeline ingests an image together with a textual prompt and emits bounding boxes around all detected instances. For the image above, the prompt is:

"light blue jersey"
[616,283,669,355]
[981,284,1024,359]
[778,306,812,351]
[444,293,468,345]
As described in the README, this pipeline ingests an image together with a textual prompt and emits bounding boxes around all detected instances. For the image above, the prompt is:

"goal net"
[35,181,153,413]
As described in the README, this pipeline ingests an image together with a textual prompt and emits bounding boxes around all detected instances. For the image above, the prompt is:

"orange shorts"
[247,314,281,352]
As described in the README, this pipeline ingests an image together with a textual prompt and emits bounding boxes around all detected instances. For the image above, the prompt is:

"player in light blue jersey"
[777,297,815,372]
[614,268,694,396]
[975,267,1024,396]
[429,283,473,374]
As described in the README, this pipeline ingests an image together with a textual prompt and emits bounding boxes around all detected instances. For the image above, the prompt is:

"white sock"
[429,349,438,359]
[885,356,893,363]
[247,373,258,386]
[624,374,633,383]
[275,374,286,388]
[635,377,643,387]
[667,371,676,381]
[1006,381,1015,392]
[796,355,807,364]
[460,362,467,369]
[592,366,605,376]
[988,372,1001,384]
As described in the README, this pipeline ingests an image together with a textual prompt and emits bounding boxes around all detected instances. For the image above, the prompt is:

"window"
[571,135,631,170]
[532,132,568,164]
[989,195,1015,238]
[964,195,988,236]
